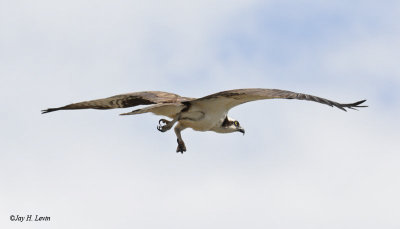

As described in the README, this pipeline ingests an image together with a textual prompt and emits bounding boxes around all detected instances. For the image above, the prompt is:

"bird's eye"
[234,121,239,127]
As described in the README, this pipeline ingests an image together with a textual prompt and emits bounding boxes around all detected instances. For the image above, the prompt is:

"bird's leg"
[174,123,187,153]
[157,114,180,132]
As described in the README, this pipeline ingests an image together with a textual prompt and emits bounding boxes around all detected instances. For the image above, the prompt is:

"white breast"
[179,103,227,131]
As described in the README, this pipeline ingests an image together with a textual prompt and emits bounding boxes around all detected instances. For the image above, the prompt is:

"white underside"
[122,98,230,132]
[178,103,227,131]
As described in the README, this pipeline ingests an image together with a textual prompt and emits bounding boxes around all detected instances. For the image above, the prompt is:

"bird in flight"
[42,88,367,153]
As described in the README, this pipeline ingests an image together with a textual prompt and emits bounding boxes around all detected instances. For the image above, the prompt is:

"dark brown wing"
[190,88,367,111]
[42,91,193,114]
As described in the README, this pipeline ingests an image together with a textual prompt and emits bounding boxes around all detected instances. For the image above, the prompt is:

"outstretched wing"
[42,91,192,114]
[190,88,367,111]
[119,103,185,119]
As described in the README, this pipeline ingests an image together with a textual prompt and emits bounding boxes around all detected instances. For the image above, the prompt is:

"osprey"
[42,88,367,153]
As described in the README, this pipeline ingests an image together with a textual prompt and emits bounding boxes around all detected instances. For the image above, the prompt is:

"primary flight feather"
[42,88,367,153]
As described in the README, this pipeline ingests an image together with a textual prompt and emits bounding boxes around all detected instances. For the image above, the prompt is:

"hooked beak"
[238,128,245,135]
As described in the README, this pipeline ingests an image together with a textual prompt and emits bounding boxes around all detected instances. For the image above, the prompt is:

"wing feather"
[119,103,185,118]
[42,91,192,114]
[190,88,367,111]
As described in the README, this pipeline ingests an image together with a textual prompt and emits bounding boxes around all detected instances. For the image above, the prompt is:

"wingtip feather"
[339,99,368,112]
[41,108,59,114]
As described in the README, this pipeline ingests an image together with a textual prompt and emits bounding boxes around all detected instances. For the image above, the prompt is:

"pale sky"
[1,0,400,228]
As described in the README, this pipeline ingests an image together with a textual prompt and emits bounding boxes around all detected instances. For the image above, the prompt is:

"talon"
[157,125,162,131]
[176,139,186,153]
[159,119,169,125]
[157,125,170,132]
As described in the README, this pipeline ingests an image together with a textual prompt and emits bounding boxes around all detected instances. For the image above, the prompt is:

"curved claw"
[176,147,186,154]
[159,119,169,125]
[157,119,173,132]
[157,125,169,132]
[176,139,186,153]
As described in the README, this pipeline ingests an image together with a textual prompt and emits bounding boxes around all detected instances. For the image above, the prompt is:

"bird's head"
[212,116,245,135]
